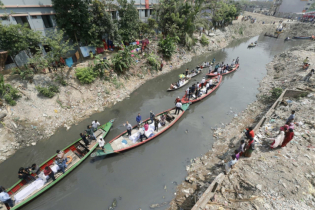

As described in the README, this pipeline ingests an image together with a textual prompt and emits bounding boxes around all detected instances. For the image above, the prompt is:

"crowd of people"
[225,110,296,175]
[210,57,239,75]
[123,111,177,143]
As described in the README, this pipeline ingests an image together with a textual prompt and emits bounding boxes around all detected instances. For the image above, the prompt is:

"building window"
[29,46,41,56]
[31,16,37,19]
[43,45,51,53]
[112,11,116,19]
[150,9,153,15]
[42,15,53,28]
[5,56,14,65]
[15,16,31,28]
[145,9,148,17]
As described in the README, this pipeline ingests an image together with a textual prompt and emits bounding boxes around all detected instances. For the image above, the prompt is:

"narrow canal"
[0,35,306,210]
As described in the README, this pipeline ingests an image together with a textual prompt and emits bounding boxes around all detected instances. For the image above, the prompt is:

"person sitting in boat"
[28,163,40,175]
[223,68,229,73]
[139,125,148,142]
[170,83,176,90]
[303,57,309,64]
[226,64,230,70]
[98,137,105,151]
[160,114,166,126]
[55,150,68,174]
[18,167,36,183]
[144,122,149,131]
[165,111,175,122]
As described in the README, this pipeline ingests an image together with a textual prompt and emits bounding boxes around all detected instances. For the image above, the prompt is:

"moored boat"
[167,78,191,91]
[181,75,222,104]
[206,64,239,77]
[7,120,114,209]
[91,104,190,157]
[293,36,311,39]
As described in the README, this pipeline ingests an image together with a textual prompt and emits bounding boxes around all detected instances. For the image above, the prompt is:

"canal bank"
[0,33,307,210]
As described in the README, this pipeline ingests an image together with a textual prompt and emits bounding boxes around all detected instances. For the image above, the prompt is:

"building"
[0,0,158,70]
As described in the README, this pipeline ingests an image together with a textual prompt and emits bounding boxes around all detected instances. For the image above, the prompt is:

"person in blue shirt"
[136,113,142,129]
[0,187,14,208]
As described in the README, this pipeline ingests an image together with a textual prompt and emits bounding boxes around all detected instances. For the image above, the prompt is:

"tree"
[158,35,179,58]
[117,0,140,43]
[139,18,158,37]
[90,0,120,46]
[52,0,92,47]
[112,44,139,73]
[0,23,42,69]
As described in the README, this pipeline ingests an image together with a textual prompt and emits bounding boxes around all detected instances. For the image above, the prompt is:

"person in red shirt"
[281,128,294,147]
[44,166,56,181]
[245,127,254,139]
[174,96,181,105]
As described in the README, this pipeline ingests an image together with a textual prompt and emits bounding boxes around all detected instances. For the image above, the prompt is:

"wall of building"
[0,0,157,70]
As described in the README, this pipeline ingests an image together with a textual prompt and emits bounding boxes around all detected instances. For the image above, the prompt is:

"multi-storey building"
[0,0,158,70]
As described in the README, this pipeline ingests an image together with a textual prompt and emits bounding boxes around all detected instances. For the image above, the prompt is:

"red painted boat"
[206,64,239,77]
[181,75,222,104]
[91,104,190,157]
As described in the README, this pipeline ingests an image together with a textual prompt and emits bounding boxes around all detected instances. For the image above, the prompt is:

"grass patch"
[36,85,59,98]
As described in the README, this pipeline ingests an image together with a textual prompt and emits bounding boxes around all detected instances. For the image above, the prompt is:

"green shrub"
[112,45,139,73]
[147,53,160,70]
[112,77,124,89]
[270,87,282,99]
[55,74,67,86]
[200,34,209,46]
[36,85,59,98]
[185,33,196,50]
[158,35,179,58]
[4,94,17,106]
[75,67,99,84]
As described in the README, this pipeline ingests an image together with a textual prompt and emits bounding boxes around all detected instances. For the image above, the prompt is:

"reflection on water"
[0,35,309,210]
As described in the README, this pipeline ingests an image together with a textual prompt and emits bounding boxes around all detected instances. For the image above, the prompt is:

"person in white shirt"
[186,88,190,100]
[217,67,222,75]
[92,120,100,131]
[0,188,14,208]
[98,137,105,150]
[209,65,212,74]
[209,79,213,89]
[175,102,183,115]
[201,77,206,88]
[231,59,235,66]
[205,82,210,94]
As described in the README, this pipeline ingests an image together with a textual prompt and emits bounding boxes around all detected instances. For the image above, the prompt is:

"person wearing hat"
[98,137,105,151]
[174,96,181,105]
[150,111,155,123]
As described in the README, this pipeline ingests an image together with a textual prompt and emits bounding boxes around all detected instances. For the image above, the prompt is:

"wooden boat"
[187,69,202,78]
[181,75,222,104]
[7,120,114,210]
[206,64,239,77]
[293,36,311,39]
[91,104,190,157]
[248,44,256,47]
[167,78,191,91]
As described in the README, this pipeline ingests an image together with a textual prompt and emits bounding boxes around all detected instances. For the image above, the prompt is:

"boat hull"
[92,104,190,157]
[206,64,239,77]
[7,121,113,209]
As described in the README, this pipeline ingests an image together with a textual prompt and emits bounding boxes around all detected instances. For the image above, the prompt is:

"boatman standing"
[175,101,183,115]
[124,121,132,136]
[136,113,142,129]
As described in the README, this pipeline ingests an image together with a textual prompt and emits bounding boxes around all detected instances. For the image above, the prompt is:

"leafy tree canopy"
[117,0,140,43]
